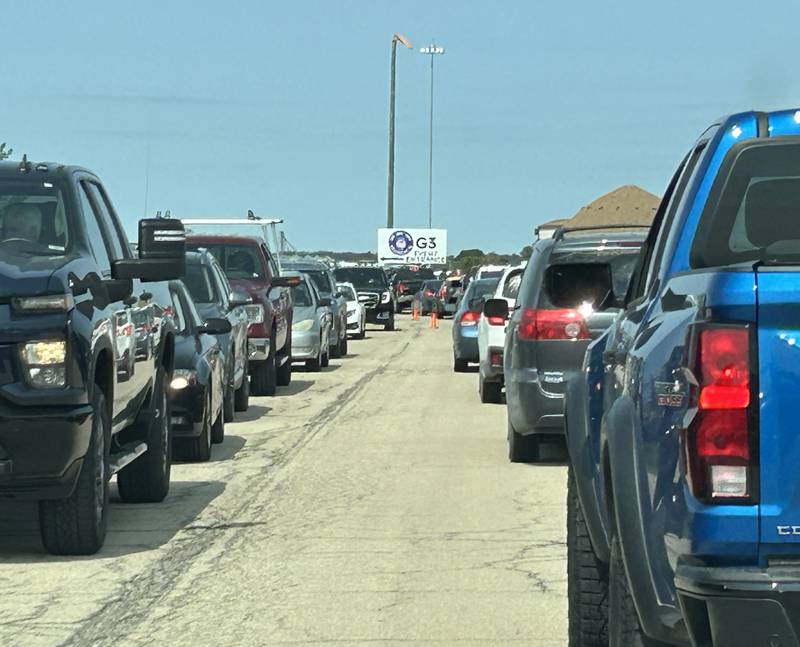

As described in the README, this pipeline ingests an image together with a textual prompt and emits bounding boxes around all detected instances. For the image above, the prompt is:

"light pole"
[386,33,412,229]
[420,41,444,229]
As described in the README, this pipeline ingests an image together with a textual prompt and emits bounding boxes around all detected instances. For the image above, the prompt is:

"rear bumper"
[248,336,270,361]
[0,402,93,499]
[505,369,564,435]
[366,307,392,324]
[676,563,800,647]
[453,332,479,362]
[481,347,505,382]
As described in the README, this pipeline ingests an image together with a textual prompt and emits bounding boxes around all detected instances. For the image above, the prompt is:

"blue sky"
[2,1,798,254]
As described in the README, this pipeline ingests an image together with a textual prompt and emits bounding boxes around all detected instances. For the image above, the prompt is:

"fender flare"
[565,375,611,563]
[606,395,687,643]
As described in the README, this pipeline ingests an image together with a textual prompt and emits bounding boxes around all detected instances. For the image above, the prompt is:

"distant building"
[535,185,659,239]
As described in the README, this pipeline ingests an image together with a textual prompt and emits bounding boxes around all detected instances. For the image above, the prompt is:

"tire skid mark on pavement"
[57,328,421,647]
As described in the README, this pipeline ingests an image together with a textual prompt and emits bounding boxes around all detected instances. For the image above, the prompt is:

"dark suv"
[333,266,396,331]
[500,228,645,462]
[0,159,185,554]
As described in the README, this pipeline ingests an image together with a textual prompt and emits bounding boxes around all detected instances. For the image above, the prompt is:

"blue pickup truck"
[565,108,800,647]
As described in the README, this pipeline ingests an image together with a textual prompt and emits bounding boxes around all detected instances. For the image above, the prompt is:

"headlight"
[244,304,264,325]
[12,294,73,313]
[21,340,67,389]
[380,291,391,304]
[346,309,356,316]
[292,319,314,332]
[170,369,197,390]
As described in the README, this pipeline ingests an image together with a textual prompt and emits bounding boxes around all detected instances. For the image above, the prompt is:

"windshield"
[465,278,499,303]
[337,284,357,300]
[290,282,313,307]
[304,270,333,295]
[190,243,265,280]
[0,180,69,256]
[333,267,388,289]
[183,264,218,304]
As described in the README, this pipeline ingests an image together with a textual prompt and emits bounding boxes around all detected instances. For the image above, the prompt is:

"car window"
[170,291,186,333]
[184,264,218,304]
[337,284,357,300]
[333,267,388,289]
[291,282,314,306]
[77,183,112,274]
[84,182,127,260]
[194,243,265,280]
[210,262,231,307]
[502,270,523,299]
[305,270,332,295]
[0,179,70,256]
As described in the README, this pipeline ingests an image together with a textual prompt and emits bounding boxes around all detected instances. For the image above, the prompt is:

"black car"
[0,159,185,555]
[167,281,230,462]
[333,266,396,331]
[415,279,445,315]
[390,266,436,312]
[183,250,251,423]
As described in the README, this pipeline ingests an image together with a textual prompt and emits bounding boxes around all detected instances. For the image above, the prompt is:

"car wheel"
[234,361,250,412]
[117,382,172,501]
[384,313,395,331]
[251,338,277,396]
[507,418,540,463]
[174,386,213,461]
[277,354,292,386]
[340,334,348,356]
[223,356,236,421]
[568,464,609,647]
[453,356,469,372]
[329,331,341,358]
[39,389,109,556]
[210,397,225,445]
[321,349,330,368]
[479,376,502,404]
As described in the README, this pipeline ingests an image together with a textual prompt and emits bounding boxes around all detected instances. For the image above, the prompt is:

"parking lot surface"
[0,316,567,647]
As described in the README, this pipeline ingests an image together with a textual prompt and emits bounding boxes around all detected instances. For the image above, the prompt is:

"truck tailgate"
[757,269,800,558]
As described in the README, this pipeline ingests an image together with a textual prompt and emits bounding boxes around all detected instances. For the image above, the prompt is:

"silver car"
[287,272,332,372]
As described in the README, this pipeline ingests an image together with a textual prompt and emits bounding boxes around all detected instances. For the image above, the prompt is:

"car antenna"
[17,154,32,174]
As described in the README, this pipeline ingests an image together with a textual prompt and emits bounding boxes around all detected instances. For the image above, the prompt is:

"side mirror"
[200,317,232,335]
[112,218,186,282]
[229,290,252,308]
[468,297,485,312]
[334,291,344,299]
[105,278,134,303]
[483,298,509,321]
[318,297,331,307]
[272,275,301,288]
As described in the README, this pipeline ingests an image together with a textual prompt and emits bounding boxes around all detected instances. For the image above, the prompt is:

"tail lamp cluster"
[684,325,756,502]
[516,308,590,341]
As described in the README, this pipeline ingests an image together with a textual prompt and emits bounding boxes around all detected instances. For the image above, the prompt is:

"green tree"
[0,143,12,161]
[520,245,533,260]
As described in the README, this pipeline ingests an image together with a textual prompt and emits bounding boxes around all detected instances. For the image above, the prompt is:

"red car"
[186,234,294,395]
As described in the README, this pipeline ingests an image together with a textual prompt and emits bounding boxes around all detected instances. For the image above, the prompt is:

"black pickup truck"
[0,159,186,555]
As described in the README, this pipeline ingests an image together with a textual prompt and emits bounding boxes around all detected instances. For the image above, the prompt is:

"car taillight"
[685,325,755,502]
[516,308,590,341]
[398,282,405,293]
[487,315,505,326]
[424,289,434,296]
[459,311,480,326]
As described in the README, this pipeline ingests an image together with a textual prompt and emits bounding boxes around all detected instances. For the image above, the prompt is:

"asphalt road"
[0,314,568,647]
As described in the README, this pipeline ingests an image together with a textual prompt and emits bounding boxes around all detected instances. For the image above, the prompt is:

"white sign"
[377,228,447,265]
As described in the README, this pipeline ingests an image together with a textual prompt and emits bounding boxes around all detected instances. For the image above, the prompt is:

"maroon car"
[186,234,293,396]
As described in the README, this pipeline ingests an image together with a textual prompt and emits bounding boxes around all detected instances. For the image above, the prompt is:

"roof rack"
[181,211,285,271]
[553,223,651,241]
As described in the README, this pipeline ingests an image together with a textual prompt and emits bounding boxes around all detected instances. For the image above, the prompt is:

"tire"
[339,334,348,356]
[356,326,366,339]
[117,384,172,502]
[330,328,342,358]
[174,386,213,462]
[568,465,609,647]
[453,356,469,372]
[251,339,277,396]
[507,418,540,463]
[609,533,667,646]
[479,376,502,403]
[223,382,235,423]
[384,312,395,331]
[210,400,225,445]
[277,356,292,387]
[306,356,321,372]
[39,389,109,556]
[321,349,330,368]
[395,301,402,313]
[234,365,250,412]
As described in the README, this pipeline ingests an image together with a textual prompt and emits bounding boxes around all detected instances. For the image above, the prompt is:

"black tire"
[330,330,342,358]
[357,326,366,339]
[223,383,235,422]
[321,349,330,368]
[251,338,277,396]
[277,354,292,386]
[508,419,540,463]
[339,334,348,356]
[384,312,395,331]
[234,365,250,412]
[395,301,403,313]
[117,384,172,502]
[210,400,225,445]
[39,389,109,556]
[609,535,668,647]
[568,465,609,647]
[479,376,502,403]
[453,356,469,372]
[306,356,321,372]
[174,386,213,462]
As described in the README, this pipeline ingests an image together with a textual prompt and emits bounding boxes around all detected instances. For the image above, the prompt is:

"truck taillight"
[460,311,480,326]
[685,325,755,502]
[517,308,590,341]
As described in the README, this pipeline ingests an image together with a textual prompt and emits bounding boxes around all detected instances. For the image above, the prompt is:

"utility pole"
[386,33,412,229]
[420,41,444,229]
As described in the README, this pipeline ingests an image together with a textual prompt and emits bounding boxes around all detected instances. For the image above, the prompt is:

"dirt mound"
[567,185,659,228]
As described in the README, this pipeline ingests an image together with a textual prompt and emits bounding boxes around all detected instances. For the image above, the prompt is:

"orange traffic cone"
[412,304,419,320]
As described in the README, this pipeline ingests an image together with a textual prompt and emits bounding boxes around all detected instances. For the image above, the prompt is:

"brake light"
[424,289,435,297]
[398,282,405,293]
[487,315,505,326]
[460,311,480,326]
[516,308,590,341]
[685,326,754,501]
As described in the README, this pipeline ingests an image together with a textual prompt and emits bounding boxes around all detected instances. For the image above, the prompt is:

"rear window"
[479,270,504,279]
[540,252,638,309]
[502,270,523,299]
[305,270,333,295]
[189,243,265,280]
[333,267,388,289]
[184,264,218,304]
[465,278,499,303]
[290,282,313,307]
[692,140,800,267]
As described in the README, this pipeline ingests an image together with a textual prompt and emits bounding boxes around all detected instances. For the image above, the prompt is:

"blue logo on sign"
[389,230,414,256]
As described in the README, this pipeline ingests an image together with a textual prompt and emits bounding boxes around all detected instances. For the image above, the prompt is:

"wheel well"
[602,442,616,536]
